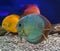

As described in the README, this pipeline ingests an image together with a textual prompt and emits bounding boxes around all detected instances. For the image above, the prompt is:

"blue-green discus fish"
[16,14,46,43]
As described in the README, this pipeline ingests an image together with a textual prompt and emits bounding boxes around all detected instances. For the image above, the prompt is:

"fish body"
[2,14,20,33]
[17,14,46,43]
[23,4,40,16]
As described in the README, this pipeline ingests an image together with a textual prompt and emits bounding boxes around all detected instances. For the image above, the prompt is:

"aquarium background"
[0,0,60,25]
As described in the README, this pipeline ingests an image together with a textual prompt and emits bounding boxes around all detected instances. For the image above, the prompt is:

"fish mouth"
[23,29,28,36]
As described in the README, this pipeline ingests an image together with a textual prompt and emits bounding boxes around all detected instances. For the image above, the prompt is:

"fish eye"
[19,24,21,27]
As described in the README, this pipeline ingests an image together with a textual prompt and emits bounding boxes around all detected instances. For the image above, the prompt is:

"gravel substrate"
[0,33,60,51]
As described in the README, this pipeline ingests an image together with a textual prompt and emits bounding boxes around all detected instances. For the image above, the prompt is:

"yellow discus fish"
[2,14,20,33]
